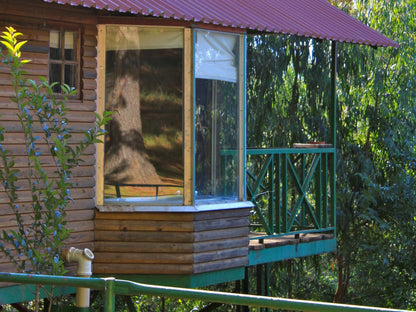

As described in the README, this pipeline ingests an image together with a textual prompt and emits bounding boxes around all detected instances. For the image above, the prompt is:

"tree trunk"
[334,252,350,303]
[104,49,161,185]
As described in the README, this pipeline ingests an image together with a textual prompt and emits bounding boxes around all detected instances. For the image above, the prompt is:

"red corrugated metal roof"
[43,0,399,48]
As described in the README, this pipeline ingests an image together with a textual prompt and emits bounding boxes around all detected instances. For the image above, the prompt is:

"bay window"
[97,25,246,209]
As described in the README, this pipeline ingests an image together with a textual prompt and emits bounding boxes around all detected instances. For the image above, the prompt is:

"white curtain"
[64,31,75,49]
[49,30,60,48]
[195,30,237,83]
[50,30,75,49]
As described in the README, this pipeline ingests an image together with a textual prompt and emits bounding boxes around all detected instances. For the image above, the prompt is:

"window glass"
[64,64,77,86]
[49,30,61,60]
[64,31,77,61]
[49,29,78,94]
[49,63,61,93]
[104,26,184,204]
[194,30,240,200]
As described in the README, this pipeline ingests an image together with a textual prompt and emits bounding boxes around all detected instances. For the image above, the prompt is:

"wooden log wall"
[94,208,250,275]
[0,0,99,275]
[0,0,252,282]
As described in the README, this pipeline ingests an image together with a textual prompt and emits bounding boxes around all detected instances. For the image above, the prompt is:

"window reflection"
[103,26,184,203]
[194,30,240,200]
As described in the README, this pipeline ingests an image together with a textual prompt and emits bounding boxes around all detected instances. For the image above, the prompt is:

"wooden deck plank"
[249,232,334,250]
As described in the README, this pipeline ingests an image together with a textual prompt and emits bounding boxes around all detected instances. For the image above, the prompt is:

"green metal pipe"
[0,273,410,312]
[0,272,105,290]
[113,279,408,312]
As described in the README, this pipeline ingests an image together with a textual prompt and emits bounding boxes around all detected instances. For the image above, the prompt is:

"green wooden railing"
[247,147,336,239]
[0,272,410,312]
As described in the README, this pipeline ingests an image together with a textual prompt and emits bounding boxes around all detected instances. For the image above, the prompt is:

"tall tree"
[333,0,416,306]
[246,0,416,308]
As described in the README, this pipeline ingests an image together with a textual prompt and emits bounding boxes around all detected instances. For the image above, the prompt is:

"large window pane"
[194,30,240,200]
[104,26,184,203]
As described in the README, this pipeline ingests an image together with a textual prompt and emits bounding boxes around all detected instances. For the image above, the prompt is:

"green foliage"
[333,0,416,307]
[0,26,111,309]
[247,35,332,149]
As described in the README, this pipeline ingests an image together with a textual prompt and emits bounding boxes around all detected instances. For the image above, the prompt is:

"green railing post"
[247,148,335,239]
[282,154,288,232]
[104,278,116,312]
[268,155,275,233]
[315,153,322,228]
[275,154,281,234]
[323,153,329,228]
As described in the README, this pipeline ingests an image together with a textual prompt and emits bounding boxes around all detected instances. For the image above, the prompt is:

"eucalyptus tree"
[246,0,416,308]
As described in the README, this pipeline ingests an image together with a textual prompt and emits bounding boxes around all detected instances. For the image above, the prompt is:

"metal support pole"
[330,40,338,237]
[330,41,338,148]
[242,267,250,312]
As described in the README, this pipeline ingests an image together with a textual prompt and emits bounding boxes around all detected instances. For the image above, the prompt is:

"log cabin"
[0,0,398,305]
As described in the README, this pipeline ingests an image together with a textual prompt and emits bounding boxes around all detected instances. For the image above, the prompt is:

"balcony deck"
[248,232,336,266]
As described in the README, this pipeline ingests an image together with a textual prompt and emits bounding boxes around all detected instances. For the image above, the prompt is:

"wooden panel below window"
[93,208,250,275]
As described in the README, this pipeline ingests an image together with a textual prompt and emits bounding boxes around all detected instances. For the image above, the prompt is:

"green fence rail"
[247,148,336,239]
[0,272,410,312]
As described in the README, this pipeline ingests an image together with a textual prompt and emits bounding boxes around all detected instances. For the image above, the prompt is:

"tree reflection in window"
[103,26,184,202]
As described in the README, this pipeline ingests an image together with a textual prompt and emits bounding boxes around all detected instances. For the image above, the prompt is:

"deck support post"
[330,40,338,237]
[256,264,270,312]
[237,267,250,312]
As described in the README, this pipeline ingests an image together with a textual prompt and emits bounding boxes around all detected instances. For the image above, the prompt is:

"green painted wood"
[275,154,281,234]
[95,267,245,289]
[248,238,337,266]
[247,149,335,238]
[247,147,335,155]
[0,284,75,305]
[287,154,321,231]
[282,154,288,233]
[104,278,115,312]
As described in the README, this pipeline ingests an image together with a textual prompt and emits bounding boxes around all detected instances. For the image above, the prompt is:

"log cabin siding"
[94,209,250,275]
[0,0,98,274]
[0,0,252,281]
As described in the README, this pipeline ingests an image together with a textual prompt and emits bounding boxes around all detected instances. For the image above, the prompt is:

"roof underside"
[43,0,399,48]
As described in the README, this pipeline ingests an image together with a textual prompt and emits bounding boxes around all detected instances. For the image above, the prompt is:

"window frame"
[48,25,81,98]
